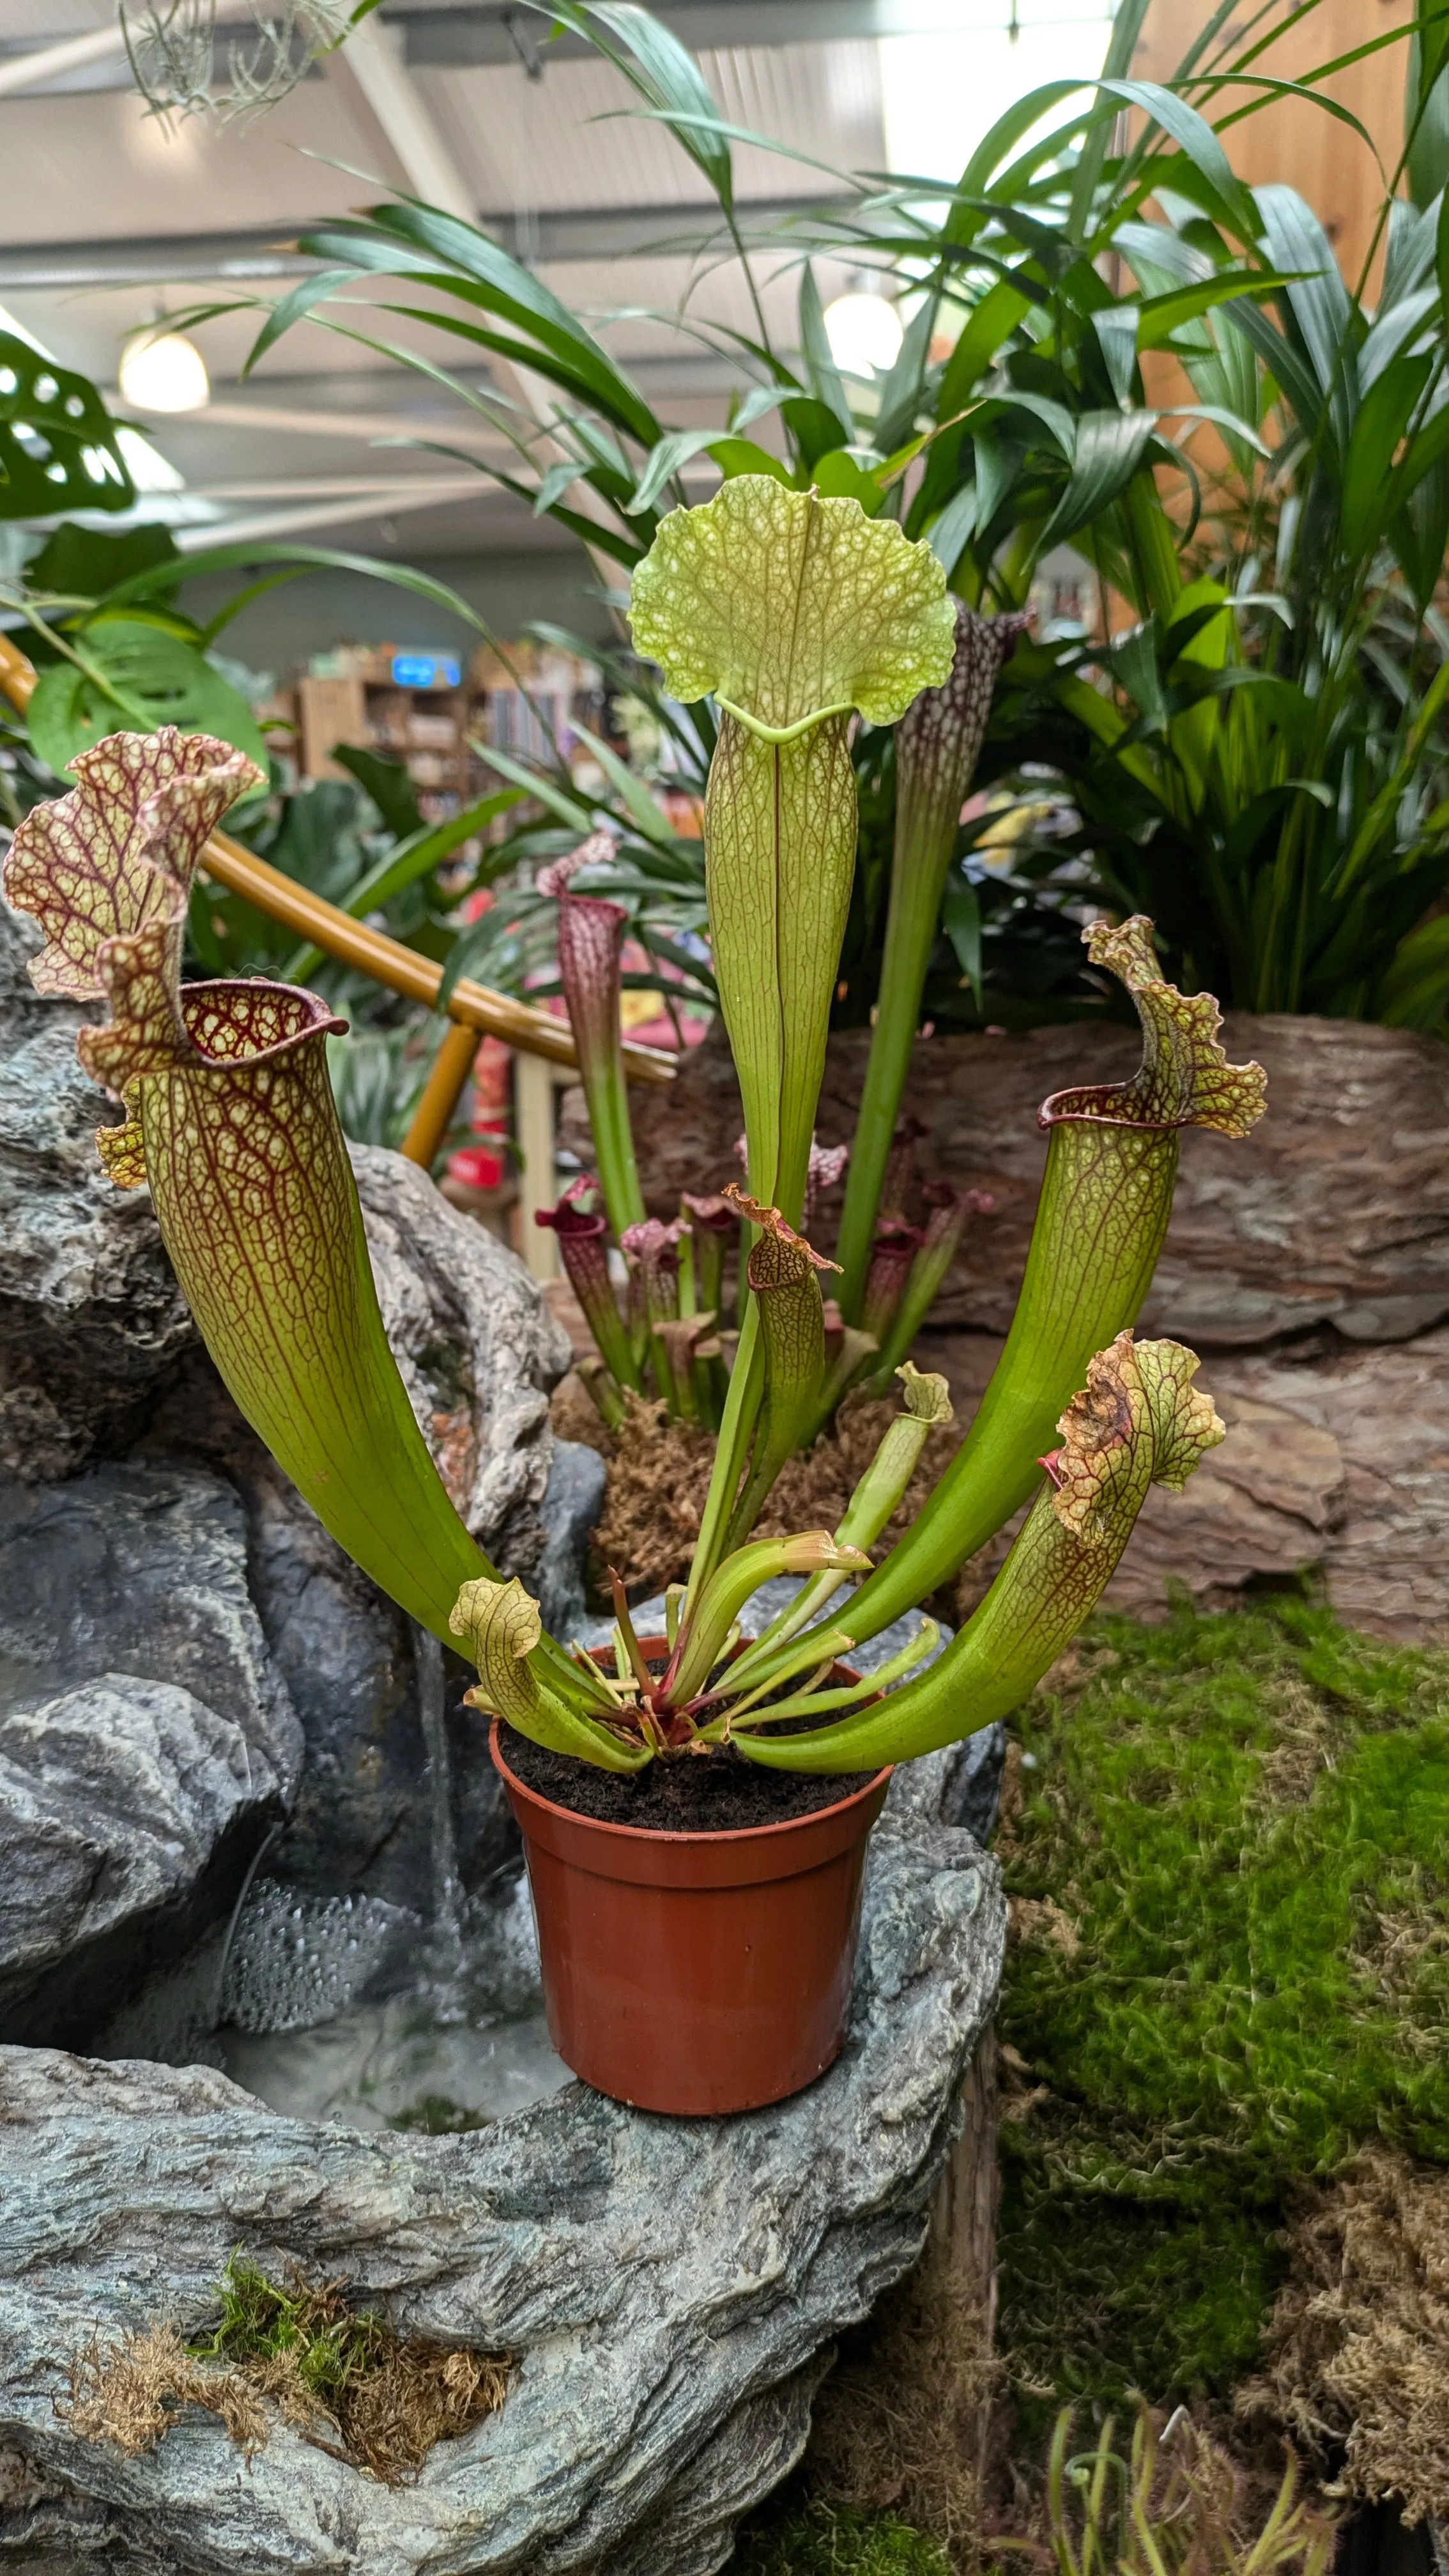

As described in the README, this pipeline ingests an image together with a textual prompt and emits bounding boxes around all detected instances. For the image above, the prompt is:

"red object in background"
[444,895,711,1194]
[450,1031,512,1191]
[447,887,511,1192]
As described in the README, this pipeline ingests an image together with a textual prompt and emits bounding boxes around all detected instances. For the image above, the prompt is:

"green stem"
[668,1529,865,1706]
[686,1298,763,1600]
[837,605,1024,1318]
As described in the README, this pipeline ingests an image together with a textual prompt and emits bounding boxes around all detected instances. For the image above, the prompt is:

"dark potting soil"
[500,1728,875,1832]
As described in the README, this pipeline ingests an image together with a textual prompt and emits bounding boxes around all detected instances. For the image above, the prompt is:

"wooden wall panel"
[1136,0,1414,289]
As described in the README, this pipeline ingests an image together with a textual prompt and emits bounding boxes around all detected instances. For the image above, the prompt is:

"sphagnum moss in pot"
[3,480,1266,2117]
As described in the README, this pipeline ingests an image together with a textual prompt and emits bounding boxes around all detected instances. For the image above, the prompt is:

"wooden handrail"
[0,631,675,1086]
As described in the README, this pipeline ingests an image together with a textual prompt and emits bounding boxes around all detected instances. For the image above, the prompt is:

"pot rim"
[489,1717,891,1851]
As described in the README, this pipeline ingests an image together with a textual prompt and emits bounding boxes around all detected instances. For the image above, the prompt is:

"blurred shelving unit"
[288,640,601,818]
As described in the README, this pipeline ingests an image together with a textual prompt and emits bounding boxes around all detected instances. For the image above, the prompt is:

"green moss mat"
[997,1592,1449,2430]
[729,2501,951,2573]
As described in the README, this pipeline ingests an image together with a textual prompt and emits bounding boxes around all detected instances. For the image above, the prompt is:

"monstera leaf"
[0,334,134,520]
[27,615,270,781]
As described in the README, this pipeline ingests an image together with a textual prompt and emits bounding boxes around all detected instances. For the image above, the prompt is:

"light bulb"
[118,330,209,415]
[822,291,904,379]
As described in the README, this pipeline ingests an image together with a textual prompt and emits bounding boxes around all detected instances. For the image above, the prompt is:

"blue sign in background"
[390,652,462,689]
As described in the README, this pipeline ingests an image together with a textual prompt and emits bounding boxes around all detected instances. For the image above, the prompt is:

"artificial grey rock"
[0,900,193,1478]
[0,1813,1006,2576]
[353,1144,571,1577]
[0,900,572,1557]
[0,1459,302,2047]
[536,1439,610,1641]
[0,885,576,1909]
[0,1678,286,2054]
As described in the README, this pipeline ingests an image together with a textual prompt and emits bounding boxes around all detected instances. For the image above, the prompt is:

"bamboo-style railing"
[0,632,674,1165]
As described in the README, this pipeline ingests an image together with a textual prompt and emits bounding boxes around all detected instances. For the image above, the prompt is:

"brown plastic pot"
[489,1656,890,2116]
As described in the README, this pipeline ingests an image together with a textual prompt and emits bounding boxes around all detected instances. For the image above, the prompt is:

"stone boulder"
[1,893,572,1546]
[0,901,192,1479]
[591,1015,1449,1643]
[0,1811,1006,2576]
[351,1144,570,1573]
[0,891,577,1922]
[0,1461,302,2046]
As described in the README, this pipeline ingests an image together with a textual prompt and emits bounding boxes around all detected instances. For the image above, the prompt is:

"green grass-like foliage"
[997,1594,1449,2425]
[191,2255,385,2409]
[730,2501,951,2574]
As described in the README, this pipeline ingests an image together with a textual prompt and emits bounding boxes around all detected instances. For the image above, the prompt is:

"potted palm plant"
[3,477,1265,2117]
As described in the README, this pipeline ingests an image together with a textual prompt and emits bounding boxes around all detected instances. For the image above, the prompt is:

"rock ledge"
[0,1814,1003,2576]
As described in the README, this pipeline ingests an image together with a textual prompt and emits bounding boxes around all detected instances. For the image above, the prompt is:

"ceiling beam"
[385,0,982,62]
[0,0,961,91]
[0,22,130,98]
[172,475,484,550]
[0,195,856,291]
[325,12,475,224]
[319,13,627,591]
[125,394,510,450]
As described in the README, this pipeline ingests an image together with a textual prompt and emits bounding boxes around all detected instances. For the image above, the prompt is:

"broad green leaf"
[942,870,983,1000]
[1038,409,1156,551]
[947,81,1089,237]
[1384,194,1439,311]
[926,482,979,576]
[810,449,887,514]
[1094,305,1140,403]
[534,457,593,516]
[781,394,854,471]
[1376,913,1449,1028]
[709,435,794,487]
[28,622,269,779]
[108,538,491,635]
[330,741,422,839]
[1222,292,1325,435]
[874,296,937,456]
[282,788,524,983]
[989,386,1077,457]
[1438,188,1449,334]
[0,332,133,521]
[1253,184,1355,440]
[626,428,720,515]
[1134,271,1299,353]
[27,518,176,598]
[242,268,359,374]
[1342,353,1435,561]
[1068,0,1153,243]
[464,737,595,835]
[1102,79,1261,242]
[295,210,659,446]
[1410,4,1449,207]
[936,279,1034,417]
[569,720,678,846]
[1358,286,1439,394]
[799,263,854,436]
